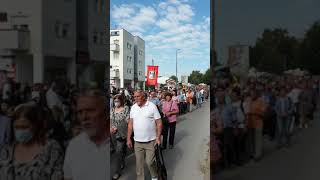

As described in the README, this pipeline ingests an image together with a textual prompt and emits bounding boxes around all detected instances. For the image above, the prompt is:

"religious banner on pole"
[146,65,158,86]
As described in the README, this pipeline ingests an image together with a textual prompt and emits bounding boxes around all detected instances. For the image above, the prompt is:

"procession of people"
[110,85,209,179]
[211,72,320,177]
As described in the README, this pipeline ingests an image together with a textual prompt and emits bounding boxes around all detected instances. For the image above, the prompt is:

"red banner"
[146,66,158,86]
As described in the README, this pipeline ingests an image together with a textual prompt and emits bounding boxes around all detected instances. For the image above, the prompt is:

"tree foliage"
[250,21,320,74]
[169,75,178,82]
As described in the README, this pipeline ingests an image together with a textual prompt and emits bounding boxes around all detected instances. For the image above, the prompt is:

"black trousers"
[162,121,177,148]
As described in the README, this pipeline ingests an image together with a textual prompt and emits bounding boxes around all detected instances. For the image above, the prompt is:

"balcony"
[0,29,30,51]
[110,43,120,52]
[111,69,120,78]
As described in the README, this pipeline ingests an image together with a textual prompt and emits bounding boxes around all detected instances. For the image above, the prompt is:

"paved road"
[111,101,210,180]
[215,104,320,180]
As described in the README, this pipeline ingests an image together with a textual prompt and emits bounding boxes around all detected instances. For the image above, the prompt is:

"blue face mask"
[15,129,33,143]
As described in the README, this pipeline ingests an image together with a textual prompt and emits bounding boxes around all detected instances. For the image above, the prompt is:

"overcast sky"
[215,0,320,64]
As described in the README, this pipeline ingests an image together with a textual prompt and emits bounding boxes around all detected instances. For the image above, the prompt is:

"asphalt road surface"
[111,101,210,180]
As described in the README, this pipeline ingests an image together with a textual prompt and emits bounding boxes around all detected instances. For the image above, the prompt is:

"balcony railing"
[111,69,120,78]
[0,29,30,50]
[110,43,120,52]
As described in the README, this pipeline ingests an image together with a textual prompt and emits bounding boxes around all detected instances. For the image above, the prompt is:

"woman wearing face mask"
[111,94,130,180]
[0,104,64,180]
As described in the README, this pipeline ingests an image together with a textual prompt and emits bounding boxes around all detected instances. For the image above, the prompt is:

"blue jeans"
[277,117,292,146]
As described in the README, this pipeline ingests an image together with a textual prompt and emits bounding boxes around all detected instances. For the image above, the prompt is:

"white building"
[0,0,107,87]
[110,29,145,89]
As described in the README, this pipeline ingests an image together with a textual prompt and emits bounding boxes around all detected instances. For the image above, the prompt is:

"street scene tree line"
[250,21,320,74]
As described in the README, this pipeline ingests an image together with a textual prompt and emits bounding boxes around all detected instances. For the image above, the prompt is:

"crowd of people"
[0,77,110,180]
[110,85,209,180]
[211,74,320,176]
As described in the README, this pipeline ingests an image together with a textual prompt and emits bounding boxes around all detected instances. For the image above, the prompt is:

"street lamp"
[176,49,181,90]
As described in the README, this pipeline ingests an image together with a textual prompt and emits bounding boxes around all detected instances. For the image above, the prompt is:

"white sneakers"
[151,178,158,180]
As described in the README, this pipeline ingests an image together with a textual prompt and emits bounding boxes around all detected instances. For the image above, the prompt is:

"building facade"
[0,0,107,88]
[110,29,145,89]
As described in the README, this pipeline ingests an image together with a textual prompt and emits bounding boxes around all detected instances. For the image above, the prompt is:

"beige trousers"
[134,140,157,180]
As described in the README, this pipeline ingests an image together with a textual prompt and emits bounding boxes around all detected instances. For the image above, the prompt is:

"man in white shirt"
[63,89,110,180]
[127,90,163,180]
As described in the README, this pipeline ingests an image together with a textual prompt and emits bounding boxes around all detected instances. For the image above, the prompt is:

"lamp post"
[176,49,181,90]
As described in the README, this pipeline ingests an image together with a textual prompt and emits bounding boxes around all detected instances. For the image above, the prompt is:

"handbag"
[162,101,173,126]
[155,144,168,180]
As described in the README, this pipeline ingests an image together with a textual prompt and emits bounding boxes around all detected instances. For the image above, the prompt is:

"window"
[20,24,29,30]
[62,23,69,38]
[139,61,142,65]
[139,71,141,75]
[127,56,132,62]
[55,21,62,38]
[127,43,132,50]
[111,31,119,36]
[139,50,143,55]
[93,31,98,43]
[0,13,7,22]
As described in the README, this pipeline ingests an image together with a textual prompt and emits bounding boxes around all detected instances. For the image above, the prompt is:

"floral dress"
[0,140,64,180]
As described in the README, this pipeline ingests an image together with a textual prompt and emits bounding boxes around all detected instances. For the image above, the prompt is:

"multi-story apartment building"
[0,0,107,88]
[134,36,145,90]
[110,29,145,89]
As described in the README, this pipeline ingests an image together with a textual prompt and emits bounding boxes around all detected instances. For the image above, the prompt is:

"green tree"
[202,69,211,85]
[169,75,178,82]
[299,21,320,74]
[188,71,203,85]
[250,28,298,74]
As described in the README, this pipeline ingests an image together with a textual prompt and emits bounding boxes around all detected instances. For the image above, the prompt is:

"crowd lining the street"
[0,77,110,180]
[211,74,320,177]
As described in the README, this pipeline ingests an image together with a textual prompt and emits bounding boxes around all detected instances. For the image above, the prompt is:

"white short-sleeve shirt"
[130,101,161,142]
[63,133,110,180]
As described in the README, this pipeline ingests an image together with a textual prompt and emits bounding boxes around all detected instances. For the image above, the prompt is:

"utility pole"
[176,49,181,90]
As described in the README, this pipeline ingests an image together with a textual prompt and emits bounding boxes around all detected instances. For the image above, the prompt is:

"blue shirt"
[149,97,160,106]
[217,104,235,128]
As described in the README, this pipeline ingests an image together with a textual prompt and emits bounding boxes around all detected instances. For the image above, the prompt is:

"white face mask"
[114,102,121,107]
